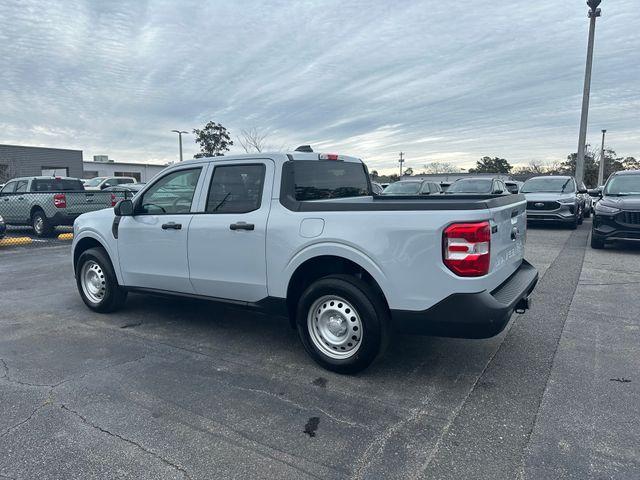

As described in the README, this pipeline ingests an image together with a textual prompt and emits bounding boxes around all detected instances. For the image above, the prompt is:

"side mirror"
[114,199,134,216]
[587,188,600,197]
[578,188,588,194]
[494,190,504,195]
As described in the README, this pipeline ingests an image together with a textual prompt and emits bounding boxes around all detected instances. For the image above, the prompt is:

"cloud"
[0,0,638,173]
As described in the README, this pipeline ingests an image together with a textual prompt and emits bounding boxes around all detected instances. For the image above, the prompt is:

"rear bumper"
[49,212,80,226]
[390,260,539,339]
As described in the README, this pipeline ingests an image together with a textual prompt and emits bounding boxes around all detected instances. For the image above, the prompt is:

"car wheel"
[590,233,605,249]
[76,247,127,313]
[31,210,53,237]
[296,274,389,374]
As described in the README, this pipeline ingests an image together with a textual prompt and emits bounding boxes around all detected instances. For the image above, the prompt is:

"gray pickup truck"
[0,177,117,237]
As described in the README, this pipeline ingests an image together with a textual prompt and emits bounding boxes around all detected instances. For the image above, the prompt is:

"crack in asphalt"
[60,404,192,479]
[0,401,53,439]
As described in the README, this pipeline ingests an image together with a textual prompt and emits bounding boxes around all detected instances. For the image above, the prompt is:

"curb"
[58,233,74,241]
[0,237,33,247]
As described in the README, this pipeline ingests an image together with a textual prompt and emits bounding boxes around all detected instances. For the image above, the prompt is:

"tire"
[569,217,578,230]
[31,210,54,237]
[76,247,127,313]
[295,274,389,374]
[591,233,605,249]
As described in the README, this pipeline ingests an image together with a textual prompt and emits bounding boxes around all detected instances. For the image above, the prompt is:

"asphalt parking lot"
[1,219,638,479]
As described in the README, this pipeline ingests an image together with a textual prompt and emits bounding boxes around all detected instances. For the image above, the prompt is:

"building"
[82,156,169,183]
[0,144,83,182]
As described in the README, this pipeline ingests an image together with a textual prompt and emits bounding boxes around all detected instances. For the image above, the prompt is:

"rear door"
[118,166,205,292]
[188,159,273,302]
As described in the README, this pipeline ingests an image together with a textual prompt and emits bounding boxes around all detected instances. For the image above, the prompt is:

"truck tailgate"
[65,191,114,216]
[488,197,527,279]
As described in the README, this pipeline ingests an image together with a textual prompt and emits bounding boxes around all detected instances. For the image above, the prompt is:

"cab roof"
[180,151,363,165]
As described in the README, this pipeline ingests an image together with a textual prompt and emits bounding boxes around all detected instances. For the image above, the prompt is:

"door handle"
[161,222,182,230]
[230,222,255,231]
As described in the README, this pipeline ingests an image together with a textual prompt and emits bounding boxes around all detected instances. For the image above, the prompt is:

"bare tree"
[422,162,460,174]
[237,127,270,153]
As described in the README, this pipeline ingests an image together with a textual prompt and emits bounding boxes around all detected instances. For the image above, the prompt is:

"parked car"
[102,183,146,193]
[371,182,384,195]
[445,178,510,195]
[0,176,113,237]
[72,151,537,373]
[84,176,137,191]
[381,179,442,195]
[578,181,593,218]
[505,180,523,194]
[520,176,587,229]
[591,170,640,249]
[0,214,5,239]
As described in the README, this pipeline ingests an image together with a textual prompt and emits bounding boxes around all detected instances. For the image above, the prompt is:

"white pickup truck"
[72,151,538,373]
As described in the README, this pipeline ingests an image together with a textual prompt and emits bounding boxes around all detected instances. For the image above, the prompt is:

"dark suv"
[591,170,640,249]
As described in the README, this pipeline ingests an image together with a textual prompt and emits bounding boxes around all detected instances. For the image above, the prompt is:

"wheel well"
[285,255,389,328]
[73,238,106,273]
[30,206,44,220]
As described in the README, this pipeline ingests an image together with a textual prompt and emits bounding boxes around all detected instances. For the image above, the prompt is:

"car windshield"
[85,177,106,187]
[382,182,422,195]
[604,175,640,196]
[447,179,493,193]
[521,177,574,193]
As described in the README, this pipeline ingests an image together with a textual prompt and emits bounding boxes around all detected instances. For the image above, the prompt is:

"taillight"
[53,193,66,208]
[111,193,117,207]
[443,221,491,277]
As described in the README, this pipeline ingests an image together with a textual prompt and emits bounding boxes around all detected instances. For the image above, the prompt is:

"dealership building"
[0,144,169,184]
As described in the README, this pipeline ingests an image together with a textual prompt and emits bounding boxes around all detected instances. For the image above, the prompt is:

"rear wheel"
[76,247,127,312]
[591,233,605,249]
[31,210,53,237]
[296,274,389,374]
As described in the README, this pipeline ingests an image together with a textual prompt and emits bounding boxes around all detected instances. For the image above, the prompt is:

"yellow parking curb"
[58,233,74,241]
[0,237,33,247]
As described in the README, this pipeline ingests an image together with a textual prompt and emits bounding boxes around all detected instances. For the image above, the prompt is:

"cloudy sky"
[0,0,638,173]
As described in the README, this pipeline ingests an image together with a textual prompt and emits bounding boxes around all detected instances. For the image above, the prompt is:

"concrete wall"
[0,144,83,182]
[82,161,169,183]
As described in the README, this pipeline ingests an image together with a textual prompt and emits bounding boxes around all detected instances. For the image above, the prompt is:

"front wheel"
[76,247,127,312]
[591,233,605,249]
[296,274,389,374]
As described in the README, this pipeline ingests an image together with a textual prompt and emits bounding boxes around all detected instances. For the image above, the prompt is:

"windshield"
[447,179,493,193]
[84,177,106,187]
[382,181,422,195]
[604,175,640,196]
[521,177,575,193]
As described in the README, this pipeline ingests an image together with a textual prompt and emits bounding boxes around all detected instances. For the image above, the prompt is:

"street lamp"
[171,130,189,162]
[597,129,607,186]
[575,0,602,184]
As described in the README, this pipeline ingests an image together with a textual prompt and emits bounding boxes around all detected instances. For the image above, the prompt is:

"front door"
[117,166,205,293]
[188,160,273,302]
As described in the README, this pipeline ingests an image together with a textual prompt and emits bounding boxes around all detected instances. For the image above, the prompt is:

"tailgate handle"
[491,225,498,234]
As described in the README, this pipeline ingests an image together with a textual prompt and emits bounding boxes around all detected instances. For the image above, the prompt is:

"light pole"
[171,130,188,162]
[597,129,607,186]
[575,0,602,184]
[399,152,405,177]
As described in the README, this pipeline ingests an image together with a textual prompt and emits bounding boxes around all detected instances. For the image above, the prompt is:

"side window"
[15,181,28,193]
[138,168,202,214]
[431,183,441,193]
[1,181,17,194]
[419,182,430,194]
[205,164,265,214]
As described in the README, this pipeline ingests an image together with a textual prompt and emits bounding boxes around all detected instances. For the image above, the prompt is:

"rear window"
[291,161,370,201]
[32,179,84,192]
